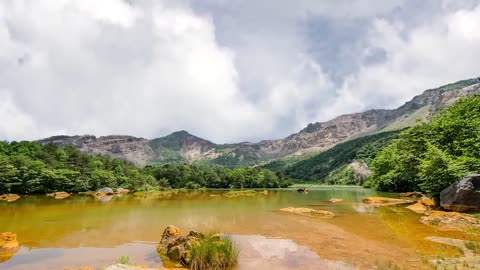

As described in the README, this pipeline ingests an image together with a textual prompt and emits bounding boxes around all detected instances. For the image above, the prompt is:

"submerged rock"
[329,198,343,203]
[406,202,428,214]
[279,207,335,218]
[440,174,480,212]
[296,188,309,193]
[0,232,19,263]
[420,210,480,230]
[362,197,413,206]
[46,192,70,199]
[399,192,424,199]
[0,194,20,202]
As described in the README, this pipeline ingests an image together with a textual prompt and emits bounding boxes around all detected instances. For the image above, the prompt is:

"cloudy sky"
[1,0,479,143]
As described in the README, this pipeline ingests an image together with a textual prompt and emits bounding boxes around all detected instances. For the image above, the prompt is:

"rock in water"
[0,194,20,202]
[440,174,480,212]
[46,192,70,199]
[0,232,19,263]
[420,211,480,230]
[329,198,343,203]
[362,197,413,206]
[157,226,205,266]
[116,188,130,194]
[278,207,335,218]
[97,187,114,195]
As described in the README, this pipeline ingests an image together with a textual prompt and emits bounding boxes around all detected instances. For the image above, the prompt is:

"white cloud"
[0,0,479,143]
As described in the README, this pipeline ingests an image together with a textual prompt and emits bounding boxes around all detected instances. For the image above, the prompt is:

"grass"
[118,255,130,265]
[464,241,480,254]
[223,190,257,198]
[189,235,239,270]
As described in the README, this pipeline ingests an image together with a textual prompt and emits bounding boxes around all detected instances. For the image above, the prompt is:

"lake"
[0,187,471,269]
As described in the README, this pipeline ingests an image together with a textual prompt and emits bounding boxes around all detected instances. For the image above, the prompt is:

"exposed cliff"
[37,77,480,166]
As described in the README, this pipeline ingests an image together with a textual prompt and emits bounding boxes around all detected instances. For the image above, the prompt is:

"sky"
[1,0,480,143]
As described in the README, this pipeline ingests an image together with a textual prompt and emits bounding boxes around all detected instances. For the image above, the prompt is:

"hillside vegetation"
[264,130,400,182]
[0,142,290,194]
[368,94,480,196]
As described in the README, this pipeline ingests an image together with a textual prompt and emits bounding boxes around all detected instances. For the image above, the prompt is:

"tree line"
[0,141,291,194]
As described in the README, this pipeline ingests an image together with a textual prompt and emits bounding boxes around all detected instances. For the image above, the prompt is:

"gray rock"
[97,187,114,195]
[440,174,480,212]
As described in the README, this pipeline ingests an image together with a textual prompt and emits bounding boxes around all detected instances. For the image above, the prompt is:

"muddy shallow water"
[0,187,475,269]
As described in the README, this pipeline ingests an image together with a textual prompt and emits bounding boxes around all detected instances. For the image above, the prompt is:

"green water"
[0,188,473,269]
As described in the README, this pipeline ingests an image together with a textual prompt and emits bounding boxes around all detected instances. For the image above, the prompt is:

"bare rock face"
[440,174,480,212]
[157,226,205,266]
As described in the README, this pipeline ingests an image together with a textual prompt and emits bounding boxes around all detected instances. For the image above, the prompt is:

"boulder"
[0,194,20,202]
[278,207,335,218]
[115,188,130,194]
[328,198,343,203]
[296,188,309,193]
[97,187,114,195]
[263,190,269,195]
[157,226,205,266]
[46,192,70,199]
[420,211,480,230]
[0,232,19,263]
[419,197,435,207]
[440,174,480,212]
[362,197,413,206]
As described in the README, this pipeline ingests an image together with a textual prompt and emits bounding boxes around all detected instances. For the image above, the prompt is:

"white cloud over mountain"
[0,0,479,142]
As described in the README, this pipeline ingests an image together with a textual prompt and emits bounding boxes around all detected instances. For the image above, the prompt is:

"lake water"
[0,187,473,269]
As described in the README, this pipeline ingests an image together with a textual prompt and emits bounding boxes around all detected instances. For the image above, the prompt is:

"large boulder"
[440,174,480,212]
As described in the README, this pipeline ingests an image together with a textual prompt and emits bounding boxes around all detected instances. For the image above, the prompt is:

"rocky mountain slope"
[37,77,480,166]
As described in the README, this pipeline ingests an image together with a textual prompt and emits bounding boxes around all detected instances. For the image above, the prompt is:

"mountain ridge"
[36,77,480,167]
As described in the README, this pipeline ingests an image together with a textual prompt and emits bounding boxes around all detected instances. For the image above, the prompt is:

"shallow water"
[0,188,475,269]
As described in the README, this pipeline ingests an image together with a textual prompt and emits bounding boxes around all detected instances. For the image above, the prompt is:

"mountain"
[37,77,480,167]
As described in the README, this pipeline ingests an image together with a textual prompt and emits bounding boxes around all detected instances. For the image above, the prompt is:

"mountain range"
[37,77,480,167]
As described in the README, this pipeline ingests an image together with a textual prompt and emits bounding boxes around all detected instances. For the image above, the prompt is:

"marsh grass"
[223,190,256,198]
[189,235,239,270]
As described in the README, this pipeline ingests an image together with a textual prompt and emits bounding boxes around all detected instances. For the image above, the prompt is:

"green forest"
[367,94,480,196]
[0,142,291,194]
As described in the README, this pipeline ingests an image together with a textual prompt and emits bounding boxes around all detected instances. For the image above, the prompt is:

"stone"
[419,197,435,206]
[406,202,428,214]
[440,174,480,212]
[157,226,205,266]
[160,225,183,246]
[46,192,70,199]
[362,197,413,206]
[278,207,335,218]
[263,190,269,195]
[420,210,480,230]
[97,187,114,195]
[329,198,343,203]
[0,232,19,263]
[115,188,130,194]
[296,188,309,193]
[0,194,20,202]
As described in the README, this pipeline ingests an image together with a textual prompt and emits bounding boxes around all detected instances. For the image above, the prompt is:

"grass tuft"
[118,255,130,265]
[189,235,239,270]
